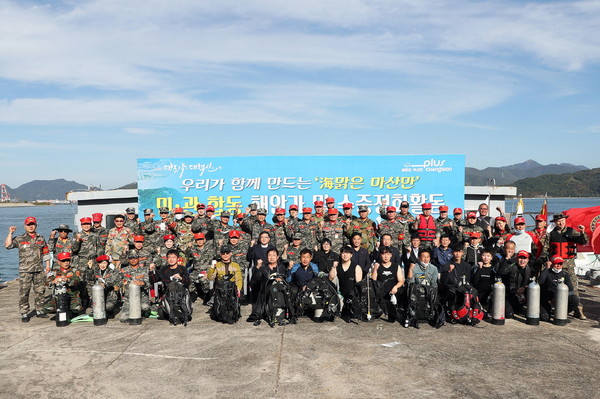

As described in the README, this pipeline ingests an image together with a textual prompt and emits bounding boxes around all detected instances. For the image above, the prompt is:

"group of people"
[4,198,589,326]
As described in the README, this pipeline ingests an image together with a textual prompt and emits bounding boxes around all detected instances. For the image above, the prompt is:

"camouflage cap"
[126,207,136,214]
[257,208,267,215]
[183,211,194,217]
[221,211,231,217]
[292,233,302,240]
[143,208,153,215]
[56,224,72,232]
[127,252,140,259]
[248,203,258,211]
[159,207,169,213]
[358,205,369,212]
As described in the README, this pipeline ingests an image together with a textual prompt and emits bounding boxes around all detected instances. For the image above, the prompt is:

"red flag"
[563,206,600,253]
[540,199,548,221]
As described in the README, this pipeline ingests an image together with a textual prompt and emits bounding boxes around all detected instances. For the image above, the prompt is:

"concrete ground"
[1,280,599,399]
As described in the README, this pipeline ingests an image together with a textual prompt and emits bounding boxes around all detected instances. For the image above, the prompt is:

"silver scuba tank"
[128,283,143,325]
[492,278,505,325]
[526,278,540,325]
[92,283,107,326]
[554,277,569,326]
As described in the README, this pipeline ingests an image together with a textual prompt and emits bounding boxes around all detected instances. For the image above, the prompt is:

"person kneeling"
[538,256,579,322]
[405,250,444,328]
[158,249,192,326]
[44,252,83,319]
[208,246,243,324]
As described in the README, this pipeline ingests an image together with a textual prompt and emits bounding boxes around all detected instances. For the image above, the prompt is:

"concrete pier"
[1,280,599,399]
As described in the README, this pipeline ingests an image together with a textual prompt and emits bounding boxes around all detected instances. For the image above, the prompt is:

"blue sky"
[1,0,599,189]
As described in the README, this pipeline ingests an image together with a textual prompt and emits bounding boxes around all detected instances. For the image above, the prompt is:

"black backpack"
[404,276,444,329]
[300,276,340,321]
[210,274,240,324]
[162,281,193,326]
[264,274,294,326]
[348,278,383,321]
[450,277,484,325]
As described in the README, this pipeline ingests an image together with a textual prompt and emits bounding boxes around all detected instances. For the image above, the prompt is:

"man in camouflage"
[105,214,133,268]
[249,208,275,244]
[292,208,319,251]
[120,252,150,322]
[346,205,377,253]
[397,201,415,248]
[43,251,83,315]
[91,213,108,247]
[155,207,176,249]
[5,216,51,322]
[319,208,345,253]
[211,211,234,251]
[84,254,122,317]
[462,212,486,245]
[174,210,196,253]
[224,230,249,272]
[125,235,157,269]
[124,207,141,235]
[435,205,455,238]
[48,224,78,266]
[288,204,300,225]
[139,208,159,251]
[313,201,326,224]
[284,234,303,266]
[186,232,216,302]
[71,217,102,272]
[272,208,290,255]
[378,206,405,250]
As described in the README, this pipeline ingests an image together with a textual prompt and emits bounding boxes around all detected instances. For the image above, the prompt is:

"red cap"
[24,216,37,225]
[206,205,215,211]
[314,201,324,207]
[174,207,183,213]
[236,213,245,219]
[193,233,205,240]
[196,203,206,209]
[96,255,110,263]
[133,235,145,242]
[495,216,507,222]
[439,205,449,212]
[535,214,546,222]
[229,230,241,238]
[325,197,335,204]
[327,208,338,215]
[386,206,397,212]
[468,232,481,239]
[514,217,526,225]
[289,204,299,211]
[163,234,175,241]
[517,250,530,259]
[302,207,312,214]
[57,252,71,261]
[552,256,564,264]
[275,208,285,215]
[80,217,92,224]
[92,213,103,222]
[467,212,477,218]
[421,203,432,210]
[453,208,463,214]
[343,203,353,209]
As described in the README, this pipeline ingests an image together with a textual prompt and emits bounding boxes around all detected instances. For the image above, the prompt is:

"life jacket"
[451,281,484,324]
[162,281,192,326]
[264,275,293,326]
[210,274,240,324]
[299,276,340,320]
[348,278,383,320]
[417,215,437,242]
[549,228,577,259]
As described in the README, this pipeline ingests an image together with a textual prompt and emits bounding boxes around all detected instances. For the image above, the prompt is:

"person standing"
[5,217,51,322]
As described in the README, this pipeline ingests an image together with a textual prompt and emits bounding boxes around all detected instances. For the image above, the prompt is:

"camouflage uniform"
[44,268,82,314]
[84,265,123,314]
[140,219,160,251]
[273,222,290,254]
[186,243,216,294]
[292,219,319,251]
[105,227,133,264]
[120,264,150,321]
[435,216,455,239]
[71,231,102,272]
[250,220,275,243]
[397,212,415,248]
[6,232,50,314]
[48,236,78,265]
[124,246,157,269]
[174,220,195,253]
[211,222,234,251]
[155,244,186,269]
[192,216,215,237]
[313,213,325,225]
[346,217,378,253]
[285,245,303,266]
[92,225,109,247]
[377,219,405,249]
[319,220,346,253]
[461,223,485,243]
[124,218,141,235]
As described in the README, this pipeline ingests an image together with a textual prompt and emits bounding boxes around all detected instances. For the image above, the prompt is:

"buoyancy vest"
[549,228,577,259]
[417,215,436,242]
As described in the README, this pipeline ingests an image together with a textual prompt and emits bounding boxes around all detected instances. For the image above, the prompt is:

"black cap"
[220,245,232,254]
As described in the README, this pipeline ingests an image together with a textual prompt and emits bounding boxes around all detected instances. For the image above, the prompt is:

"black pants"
[539,292,579,321]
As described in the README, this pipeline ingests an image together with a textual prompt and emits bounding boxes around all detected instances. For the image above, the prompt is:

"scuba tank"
[92,283,107,326]
[128,283,143,325]
[54,281,70,327]
[554,277,568,326]
[492,278,505,325]
[526,278,540,326]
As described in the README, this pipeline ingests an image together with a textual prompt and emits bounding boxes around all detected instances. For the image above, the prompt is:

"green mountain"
[466,159,588,185]
[6,179,88,201]
[512,168,600,197]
